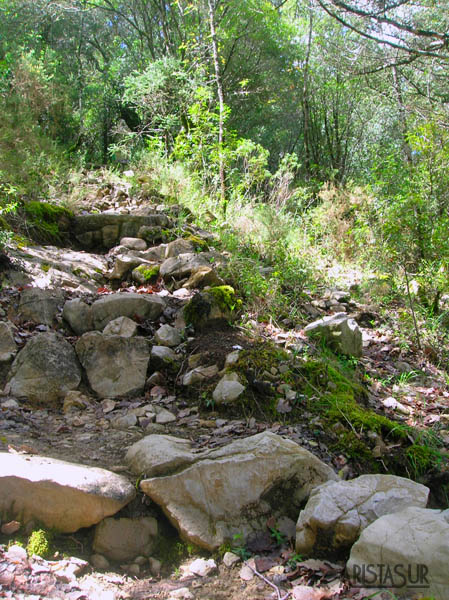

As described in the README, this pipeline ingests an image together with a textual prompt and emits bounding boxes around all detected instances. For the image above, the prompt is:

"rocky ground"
[1,179,448,600]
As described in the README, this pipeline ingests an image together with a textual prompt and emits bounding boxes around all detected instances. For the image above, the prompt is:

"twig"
[244,561,291,600]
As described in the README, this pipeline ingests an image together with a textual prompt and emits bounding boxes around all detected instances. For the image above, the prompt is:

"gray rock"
[185,558,217,577]
[164,238,195,258]
[103,316,138,337]
[91,293,165,330]
[184,266,224,290]
[140,431,337,550]
[304,313,363,357]
[125,434,195,477]
[90,554,110,570]
[150,345,180,369]
[154,324,182,347]
[7,332,82,403]
[212,373,245,404]
[0,321,17,362]
[76,332,150,398]
[296,474,429,556]
[155,407,177,424]
[18,288,64,325]
[223,552,241,568]
[182,365,219,386]
[160,252,210,281]
[347,507,449,600]
[93,516,157,562]
[0,453,135,533]
[63,298,93,335]
[120,237,147,251]
[107,255,143,280]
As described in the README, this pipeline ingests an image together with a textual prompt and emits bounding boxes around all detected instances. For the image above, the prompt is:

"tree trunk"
[208,0,227,214]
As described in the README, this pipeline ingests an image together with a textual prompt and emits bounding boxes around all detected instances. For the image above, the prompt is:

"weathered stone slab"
[76,332,150,398]
[0,453,135,533]
[91,292,165,330]
[347,507,449,600]
[140,431,337,551]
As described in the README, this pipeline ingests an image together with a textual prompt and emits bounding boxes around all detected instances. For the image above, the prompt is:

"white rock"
[140,431,337,551]
[103,316,138,337]
[296,474,429,555]
[0,454,135,533]
[304,313,362,357]
[212,373,245,404]
[347,507,449,600]
[223,552,241,567]
[186,558,217,577]
[126,435,194,476]
[154,324,182,347]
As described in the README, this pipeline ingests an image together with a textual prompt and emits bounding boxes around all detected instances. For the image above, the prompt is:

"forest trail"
[1,178,448,600]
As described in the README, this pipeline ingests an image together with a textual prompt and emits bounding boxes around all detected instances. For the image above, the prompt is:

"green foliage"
[26,529,52,558]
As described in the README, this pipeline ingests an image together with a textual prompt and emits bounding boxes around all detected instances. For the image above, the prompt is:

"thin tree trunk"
[208,0,227,213]
[302,1,313,180]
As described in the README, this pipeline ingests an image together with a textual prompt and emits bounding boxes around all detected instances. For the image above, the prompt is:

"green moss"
[23,201,73,243]
[184,292,212,327]
[186,234,208,250]
[41,263,50,272]
[26,529,52,558]
[207,285,241,313]
[135,264,160,282]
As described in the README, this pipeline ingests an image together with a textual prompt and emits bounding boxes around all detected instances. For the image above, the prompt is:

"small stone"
[187,558,217,577]
[154,324,182,347]
[212,373,245,404]
[223,552,241,567]
[63,390,89,413]
[103,316,138,337]
[90,554,110,570]
[168,588,194,600]
[148,556,162,576]
[1,520,21,535]
[1,398,19,410]
[239,564,254,581]
[120,237,147,251]
[112,413,138,428]
[133,555,148,566]
[127,563,140,576]
[6,545,27,563]
[146,371,165,386]
[155,408,176,424]
[182,365,219,386]
[224,350,240,367]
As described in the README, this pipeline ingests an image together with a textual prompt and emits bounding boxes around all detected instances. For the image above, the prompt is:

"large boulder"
[6,332,82,403]
[304,312,362,357]
[93,516,158,562]
[296,474,429,556]
[18,288,64,325]
[125,434,195,477]
[0,453,135,533]
[76,332,150,398]
[347,507,449,600]
[91,292,165,330]
[140,431,337,551]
